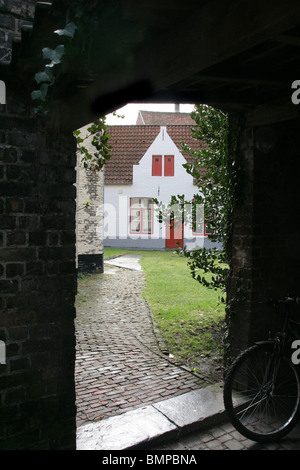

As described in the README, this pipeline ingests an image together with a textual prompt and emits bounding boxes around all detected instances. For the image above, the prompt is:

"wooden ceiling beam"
[144,0,300,90]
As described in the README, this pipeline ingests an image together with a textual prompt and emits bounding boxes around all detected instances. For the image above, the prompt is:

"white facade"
[104,126,216,250]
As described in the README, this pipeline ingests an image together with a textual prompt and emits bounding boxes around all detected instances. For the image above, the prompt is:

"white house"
[104,122,217,250]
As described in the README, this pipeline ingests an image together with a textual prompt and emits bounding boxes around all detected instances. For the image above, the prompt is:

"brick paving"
[75,262,206,427]
[75,260,300,450]
[149,420,300,450]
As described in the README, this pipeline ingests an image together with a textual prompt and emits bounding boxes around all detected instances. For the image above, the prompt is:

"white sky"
[105,103,195,125]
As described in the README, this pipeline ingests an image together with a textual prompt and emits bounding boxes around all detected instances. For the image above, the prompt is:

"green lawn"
[104,247,226,375]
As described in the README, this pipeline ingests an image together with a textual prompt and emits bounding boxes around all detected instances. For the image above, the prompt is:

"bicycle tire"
[224,343,300,442]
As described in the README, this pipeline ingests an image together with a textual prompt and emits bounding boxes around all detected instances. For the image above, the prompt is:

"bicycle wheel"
[224,343,300,442]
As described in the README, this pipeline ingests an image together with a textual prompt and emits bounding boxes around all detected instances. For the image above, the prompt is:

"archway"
[1,0,300,449]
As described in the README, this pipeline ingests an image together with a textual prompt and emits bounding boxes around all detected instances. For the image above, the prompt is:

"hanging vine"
[74,118,112,172]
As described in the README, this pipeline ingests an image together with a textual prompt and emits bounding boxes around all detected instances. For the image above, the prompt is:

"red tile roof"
[136,110,194,125]
[105,125,204,184]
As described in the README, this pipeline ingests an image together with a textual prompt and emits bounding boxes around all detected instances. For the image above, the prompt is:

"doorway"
[165,217,184,249]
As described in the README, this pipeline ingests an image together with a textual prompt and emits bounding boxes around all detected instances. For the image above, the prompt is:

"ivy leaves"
[54,22,77,39]
[31,23,77,110]
[74,119,112,172]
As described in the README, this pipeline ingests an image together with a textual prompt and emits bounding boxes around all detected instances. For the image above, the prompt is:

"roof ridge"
[139,110,191,114]
[107,124,195,128]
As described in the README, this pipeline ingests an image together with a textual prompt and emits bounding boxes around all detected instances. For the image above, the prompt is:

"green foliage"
[74,118,112,172]
[31,22,77,112]
[177,105,235,297]
[181,248,228,295]
[182,104,229,243]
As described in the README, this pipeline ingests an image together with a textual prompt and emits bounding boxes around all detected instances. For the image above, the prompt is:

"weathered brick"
[0,215,16,229]
[1,247,37,262]
[59,262,76,274]
[1,148,18,163]
[0,279,19,293]
[6,294,26,309]
[6,263,24,277]
[25,262,43,275]
[28,232,47,246]
[38,246,74,261]
[19,149,37,164]
[6,198,23,213]
[0,182,37,197]
[18,216,39,230]
[7,231,27,246]
[9,357,30,372]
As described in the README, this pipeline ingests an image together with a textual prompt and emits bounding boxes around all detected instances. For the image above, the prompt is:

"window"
[130,198,153,234]
[192,205,215,236]
[193,221,214,236]
[152,155,175,176]
[164,155,174,176]
[152,155,162,176]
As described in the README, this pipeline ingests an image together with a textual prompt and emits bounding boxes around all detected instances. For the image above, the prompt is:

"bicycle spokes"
[224,344,300,441]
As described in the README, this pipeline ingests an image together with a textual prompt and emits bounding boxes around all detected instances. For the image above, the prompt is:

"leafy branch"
[177,105,233,298]
[74,118,112,172]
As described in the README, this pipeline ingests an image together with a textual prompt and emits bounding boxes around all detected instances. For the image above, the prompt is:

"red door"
[165,218,184,249]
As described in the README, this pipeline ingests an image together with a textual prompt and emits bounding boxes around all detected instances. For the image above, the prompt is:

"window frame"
[129,197,154,235]
[192,206,216,237]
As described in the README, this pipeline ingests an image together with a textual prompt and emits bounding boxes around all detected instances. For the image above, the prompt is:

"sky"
[105,103,195,125]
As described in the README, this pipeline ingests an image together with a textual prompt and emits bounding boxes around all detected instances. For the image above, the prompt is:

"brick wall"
[0,1,77,449]
[0,0,37,63]
[226,118,300,363]
[225,126,254,362]
[0,87,77,448]
[76,124,104,274]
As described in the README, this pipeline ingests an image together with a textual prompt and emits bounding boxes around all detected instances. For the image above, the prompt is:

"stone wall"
[0,85,77,449]
[0,0,37,63]
[76,124,104,274]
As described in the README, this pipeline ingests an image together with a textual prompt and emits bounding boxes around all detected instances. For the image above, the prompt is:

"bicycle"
[223,296,300,443]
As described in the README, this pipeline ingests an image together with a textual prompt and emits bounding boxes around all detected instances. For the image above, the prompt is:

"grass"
[104,247,226,375]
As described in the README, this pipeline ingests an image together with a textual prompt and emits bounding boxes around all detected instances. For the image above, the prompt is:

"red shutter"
[152,155,162,176]
[164,155,174,176]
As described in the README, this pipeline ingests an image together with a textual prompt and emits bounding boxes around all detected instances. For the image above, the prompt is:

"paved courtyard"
[75,256,300,450]
[75,259,206,427]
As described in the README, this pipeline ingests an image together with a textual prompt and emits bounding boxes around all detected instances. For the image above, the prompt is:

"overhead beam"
[184,74,288,88]
[144,0,300,90]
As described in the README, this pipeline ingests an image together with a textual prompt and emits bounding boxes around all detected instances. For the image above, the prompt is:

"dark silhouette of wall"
[0,1,77,449]
[226,118,300,361]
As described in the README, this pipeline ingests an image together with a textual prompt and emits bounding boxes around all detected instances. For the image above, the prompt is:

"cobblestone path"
[75,263,205,427]
[148,420,300,450]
